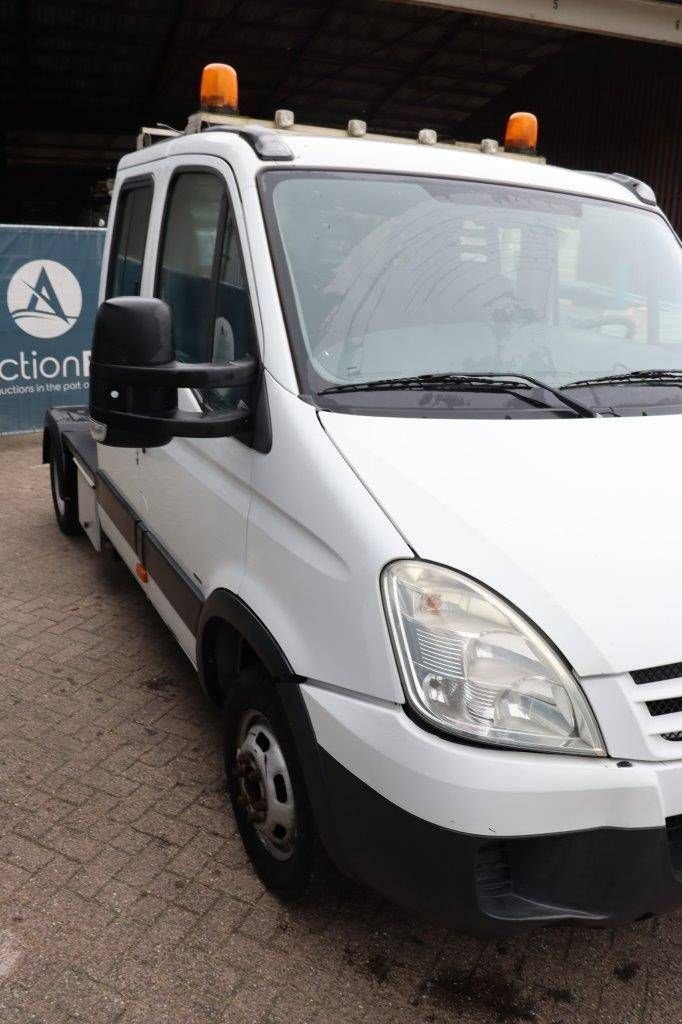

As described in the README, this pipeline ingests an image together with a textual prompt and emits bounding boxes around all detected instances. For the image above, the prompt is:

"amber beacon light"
[504,112,538,155]
[200,63,239,114]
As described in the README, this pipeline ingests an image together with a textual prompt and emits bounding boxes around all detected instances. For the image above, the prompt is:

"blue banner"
[0,225,105,433]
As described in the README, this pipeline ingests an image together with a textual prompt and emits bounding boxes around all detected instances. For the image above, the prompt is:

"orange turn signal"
[200,63,239,114]
[504,112,538,155]
[135,563,148,584]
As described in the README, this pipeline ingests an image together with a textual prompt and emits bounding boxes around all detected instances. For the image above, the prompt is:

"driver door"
[138,157,258,654]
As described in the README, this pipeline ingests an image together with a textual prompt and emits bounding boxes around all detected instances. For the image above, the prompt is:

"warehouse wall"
[463,35,682,231]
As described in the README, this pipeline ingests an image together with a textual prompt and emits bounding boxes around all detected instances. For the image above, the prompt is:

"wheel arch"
[43,420,75,501]
[198,589,355,879]
[197,588,294,706]
[43,409,83,501]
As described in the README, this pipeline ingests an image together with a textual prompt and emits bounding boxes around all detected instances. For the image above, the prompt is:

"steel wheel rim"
[234,710,296,861]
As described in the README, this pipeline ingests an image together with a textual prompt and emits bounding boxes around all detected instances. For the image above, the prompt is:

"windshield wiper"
[320,371,597,418]
[564,369,682,390]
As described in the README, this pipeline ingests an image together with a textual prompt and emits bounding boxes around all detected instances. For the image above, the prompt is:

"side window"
[157,172,224,363]
[107,183,153,298]
[207,209,258,410]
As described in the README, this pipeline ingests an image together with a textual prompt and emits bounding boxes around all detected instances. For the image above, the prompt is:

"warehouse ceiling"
[1,0,573,174]
[1,0,680,227]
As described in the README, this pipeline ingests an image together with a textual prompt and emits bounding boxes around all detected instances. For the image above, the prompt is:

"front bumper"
[320,748,682,935]
[294,682,682,935]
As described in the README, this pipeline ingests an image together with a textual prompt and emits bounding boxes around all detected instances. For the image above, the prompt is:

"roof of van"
[121,124,647,210]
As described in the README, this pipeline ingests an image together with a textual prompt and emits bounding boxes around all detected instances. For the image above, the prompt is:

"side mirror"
[89,297,257,448]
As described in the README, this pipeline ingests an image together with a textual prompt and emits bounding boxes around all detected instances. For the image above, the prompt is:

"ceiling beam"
[265,1,340,107]
[387,0,682,47]
[366,13,471,120]
[146,0,191,99]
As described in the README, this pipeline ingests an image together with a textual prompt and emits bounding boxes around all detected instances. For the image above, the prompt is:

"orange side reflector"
[504,112,538,155]
[135,563,148,584]
[200,63,239,114]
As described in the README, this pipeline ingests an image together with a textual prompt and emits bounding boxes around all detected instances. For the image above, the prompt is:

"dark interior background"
[0,0,680,229]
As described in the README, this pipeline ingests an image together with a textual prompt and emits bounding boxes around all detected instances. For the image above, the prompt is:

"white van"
[45,65,682,935]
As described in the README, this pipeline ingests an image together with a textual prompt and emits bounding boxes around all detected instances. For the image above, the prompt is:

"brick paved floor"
[0,432,680,1024]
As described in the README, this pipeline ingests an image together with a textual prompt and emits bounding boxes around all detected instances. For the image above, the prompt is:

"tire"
[50,449,81,536]
[224,667,316,900]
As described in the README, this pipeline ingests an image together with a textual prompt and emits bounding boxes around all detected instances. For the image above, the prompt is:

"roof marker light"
[504,112,538,155]
[481,138,499,155]
[200,63,239,114]
[274,109,295,129]
[347,119,367,138]
[418,128,437,146]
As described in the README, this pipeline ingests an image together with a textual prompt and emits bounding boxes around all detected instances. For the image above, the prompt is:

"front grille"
[667,814,682,872]
[626,662,682,752]
[589,661,682,758]
[632,662,682,685]
[647,697,682,717]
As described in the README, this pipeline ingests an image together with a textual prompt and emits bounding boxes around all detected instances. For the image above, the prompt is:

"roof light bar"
[417,128,437,146]
[504,112,538,155]
[274,109,295,129]
[200,63,239,114]
[347,119,367,138]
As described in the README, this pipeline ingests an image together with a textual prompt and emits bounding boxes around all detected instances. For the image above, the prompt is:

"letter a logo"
[6,259,82,339]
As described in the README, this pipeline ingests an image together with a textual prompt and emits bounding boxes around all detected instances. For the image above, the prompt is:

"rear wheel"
[224,668,316,899]
[49,450,81,536]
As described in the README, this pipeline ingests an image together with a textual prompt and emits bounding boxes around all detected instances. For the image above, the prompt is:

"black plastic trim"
[43,406,91,500]
[142,532,203,634]
[94,353,257,389]
[95,470,202,632]
[197,588,294,682]
[95,470,137,551]
[62,430,98,476]
[90,404,250,439]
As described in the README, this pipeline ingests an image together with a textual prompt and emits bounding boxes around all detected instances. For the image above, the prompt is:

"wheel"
[50,450,81,536]
[224,667,316,900]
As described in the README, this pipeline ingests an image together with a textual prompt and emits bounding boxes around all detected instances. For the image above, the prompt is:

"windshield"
[260,170,682,415]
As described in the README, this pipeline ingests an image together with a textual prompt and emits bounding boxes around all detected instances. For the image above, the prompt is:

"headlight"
[382,561,604,756]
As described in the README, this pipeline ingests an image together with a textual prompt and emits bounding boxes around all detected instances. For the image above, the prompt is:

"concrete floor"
[0,431,680,1024]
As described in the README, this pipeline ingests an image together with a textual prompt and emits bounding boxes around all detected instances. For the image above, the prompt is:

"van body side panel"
[240,373,411,702]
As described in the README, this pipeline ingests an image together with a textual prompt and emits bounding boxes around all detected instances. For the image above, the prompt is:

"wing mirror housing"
[89,297,257,448]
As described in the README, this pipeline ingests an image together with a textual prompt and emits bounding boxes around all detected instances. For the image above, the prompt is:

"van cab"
[45,65,682,935]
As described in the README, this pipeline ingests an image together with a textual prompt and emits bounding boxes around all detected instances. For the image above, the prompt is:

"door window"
[156,169,258,410]
[207,209,258,410]
[156,172,224,363]
[107,182,153,298]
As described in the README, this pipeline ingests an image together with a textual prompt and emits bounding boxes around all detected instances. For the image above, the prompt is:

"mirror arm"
[93,353,258,389]
[92,405,250,439]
